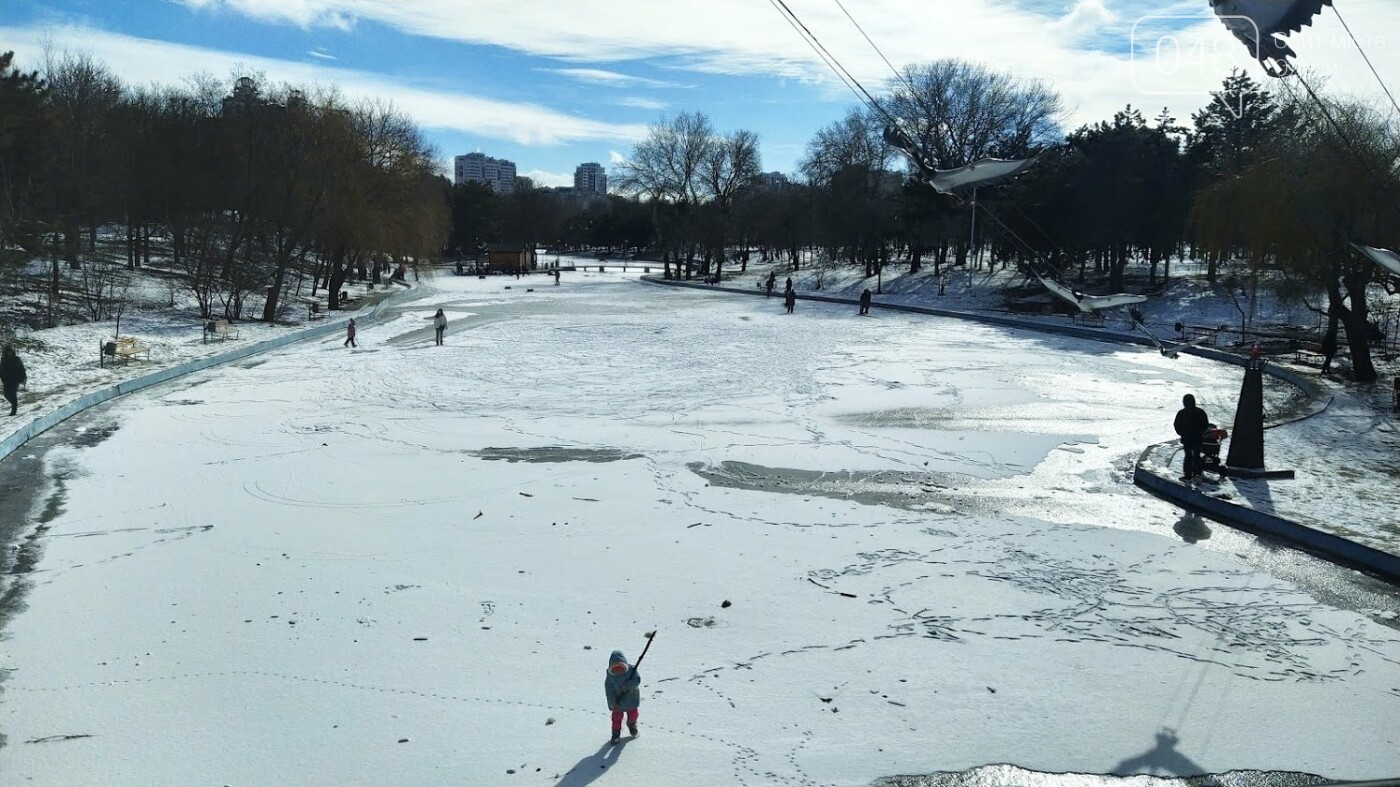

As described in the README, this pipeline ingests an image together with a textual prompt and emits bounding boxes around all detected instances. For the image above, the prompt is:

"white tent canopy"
[1352,242,1400,278]
[1033,270,1148,313]
[928,152,1045,195]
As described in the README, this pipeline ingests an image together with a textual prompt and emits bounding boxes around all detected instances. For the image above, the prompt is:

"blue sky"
[4,0,1396,185]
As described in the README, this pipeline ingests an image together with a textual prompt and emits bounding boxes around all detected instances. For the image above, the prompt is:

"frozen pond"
[2,272,1397,785]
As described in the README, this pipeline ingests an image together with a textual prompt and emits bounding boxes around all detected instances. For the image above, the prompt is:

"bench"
[1293,342,1325,366]
[1290,339,1346,368]
[1071,311,1105,327]
[1175,323,1227,346]
[100,336,150,367]
[203,319,240,343]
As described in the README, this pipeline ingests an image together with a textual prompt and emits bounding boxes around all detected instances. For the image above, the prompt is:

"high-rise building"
[574,162,608,195]
[454,152,518,194]
[757,171,790,190]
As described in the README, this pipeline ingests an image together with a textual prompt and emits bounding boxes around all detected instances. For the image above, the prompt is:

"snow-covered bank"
[2,273,1396,785]
[0,276,401,452]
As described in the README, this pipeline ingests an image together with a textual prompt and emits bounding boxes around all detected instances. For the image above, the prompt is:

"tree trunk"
[1339,272,1377,382]
[48,252,60,328]
[327,249,349,310]
[64,223,80,269]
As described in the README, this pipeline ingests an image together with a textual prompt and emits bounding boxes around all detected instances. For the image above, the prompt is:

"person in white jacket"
[431,309,447,346]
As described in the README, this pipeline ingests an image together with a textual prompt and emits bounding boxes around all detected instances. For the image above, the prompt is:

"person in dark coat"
[784,287,796,314]
[1320,329,1338,375]
[605,650,641,743]
[1,345,26,416]
[344,318,358,348]
[765,271,775,297]
[784,276,793,293]
[1173,393,1210,481]
[859,288,872,315]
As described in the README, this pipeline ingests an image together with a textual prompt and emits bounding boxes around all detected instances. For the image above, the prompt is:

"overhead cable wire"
[829,0,947,166]
[1291,69,1400,218]
[1331,4,1400,120]
[831,0,907,89]
[765,0,901,127]
[764,0,867,108]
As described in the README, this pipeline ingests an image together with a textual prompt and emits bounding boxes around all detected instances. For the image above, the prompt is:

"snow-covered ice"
[1,271,1397,785]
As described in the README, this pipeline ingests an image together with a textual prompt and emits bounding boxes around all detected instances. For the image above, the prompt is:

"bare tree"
[700,129,761,277]
[884,59,1063,167]
[614,112,718,278]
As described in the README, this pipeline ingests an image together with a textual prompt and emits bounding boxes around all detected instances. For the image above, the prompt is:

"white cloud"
[307,48,336,60]
[540,68,684,89]
[160,0,1400,134]
[523,169,573,188]
[615,96,668,111]
[1050,0,1115,39]
[2,24,648,146]
[172,0,355,31]
[608,150,626,165]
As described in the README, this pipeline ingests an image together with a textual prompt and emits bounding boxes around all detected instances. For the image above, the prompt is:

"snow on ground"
[0,271,394,448]
[753,258,1400,559]
[1,270,1397,786]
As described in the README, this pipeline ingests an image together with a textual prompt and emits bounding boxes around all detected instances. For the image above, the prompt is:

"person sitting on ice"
[605,650,641,743]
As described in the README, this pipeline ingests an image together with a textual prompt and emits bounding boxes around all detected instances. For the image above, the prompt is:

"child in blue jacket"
[605,650,641,743]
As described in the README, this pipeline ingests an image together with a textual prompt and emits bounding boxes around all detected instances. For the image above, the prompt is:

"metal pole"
[968,187,978,288]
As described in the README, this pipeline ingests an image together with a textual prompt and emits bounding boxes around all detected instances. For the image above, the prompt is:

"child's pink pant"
[611,709,639,732]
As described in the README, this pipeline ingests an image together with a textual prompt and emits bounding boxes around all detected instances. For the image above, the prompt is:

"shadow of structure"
[554,740,629,787]
[1230,477,1277,517]
[1111,728,1206,777]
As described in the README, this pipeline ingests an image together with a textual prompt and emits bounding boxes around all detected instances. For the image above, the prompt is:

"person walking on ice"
[859,288,872,315]
[605,650,642,743]
[784,286,796,314]
[431,309,447,346]
[344,318,357,348]
[1,345,27,416]
[1173,393,1209,482]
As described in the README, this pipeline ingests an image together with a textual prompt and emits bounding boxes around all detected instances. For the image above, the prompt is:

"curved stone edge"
[0,282,415,466]
[642,276,1398,583]
[1134,445,1400,584]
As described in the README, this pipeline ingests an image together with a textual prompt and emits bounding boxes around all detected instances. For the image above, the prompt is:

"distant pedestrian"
[765,271,776,298]
[784,276,793,293]
[1,345,26,416]
[859,288,872,315]
[344,318,358,348]
[605,650,642,744]
[784,287,796,314]
[432,309,447,346]
[554,269,560,286]
[1320,329,1338,375]
[1173,393,1210,481]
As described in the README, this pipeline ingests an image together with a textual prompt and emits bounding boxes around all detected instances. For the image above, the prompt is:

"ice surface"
[1,271,1397,786]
